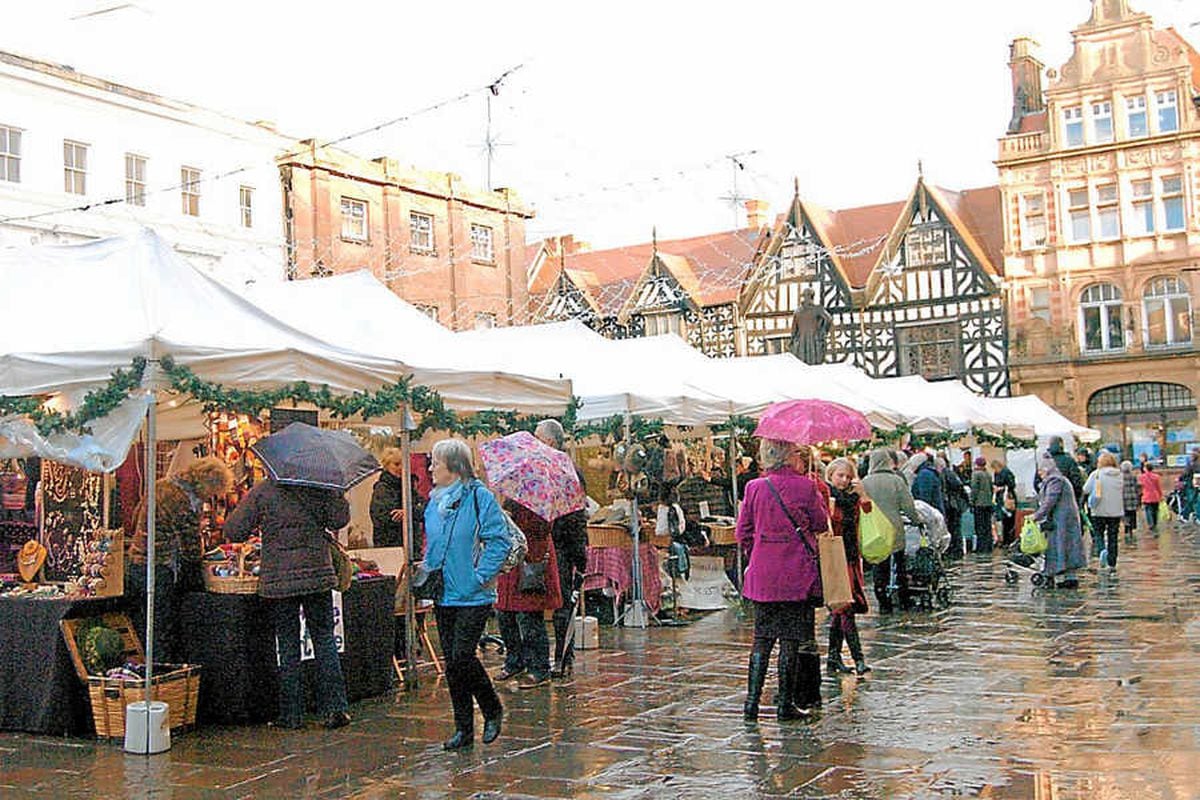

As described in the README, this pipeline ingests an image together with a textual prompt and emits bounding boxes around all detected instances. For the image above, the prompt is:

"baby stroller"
[903,500,953,610]
[1003,544,1047,588]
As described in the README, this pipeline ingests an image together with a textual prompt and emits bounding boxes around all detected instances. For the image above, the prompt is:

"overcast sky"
[3,1,1197,248]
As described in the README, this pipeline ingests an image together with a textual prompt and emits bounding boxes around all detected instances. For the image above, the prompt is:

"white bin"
[123,701,171,754]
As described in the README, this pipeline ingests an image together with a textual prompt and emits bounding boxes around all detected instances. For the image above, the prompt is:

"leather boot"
[844,623,871,675]
[826,624,851,676]
[743,650,769,721]
[776,641,806,721]
[798,646,823,711]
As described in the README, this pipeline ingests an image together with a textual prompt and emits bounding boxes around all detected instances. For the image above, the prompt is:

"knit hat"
[974,456,987,467]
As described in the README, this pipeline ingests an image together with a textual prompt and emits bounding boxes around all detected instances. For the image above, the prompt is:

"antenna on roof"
[480,64,525,191]
[719,150,758,228]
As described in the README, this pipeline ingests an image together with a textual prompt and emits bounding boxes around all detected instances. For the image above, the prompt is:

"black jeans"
[552,549,578,669]
[944,508,962,558]
[872,550,908,612]
[1093,516,1120,567]
[269,591,348,725]
[497,610,550,677]
[973,507,994,552]
[434,604,502,734]
[126,564,177,664]
[999,506,1016,546]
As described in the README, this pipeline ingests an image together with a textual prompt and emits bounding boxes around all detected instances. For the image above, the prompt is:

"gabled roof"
[531,228,763,319]
[1164,27,1200,90]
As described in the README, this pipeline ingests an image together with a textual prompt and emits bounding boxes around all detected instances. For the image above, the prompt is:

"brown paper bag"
[818,533,853,612]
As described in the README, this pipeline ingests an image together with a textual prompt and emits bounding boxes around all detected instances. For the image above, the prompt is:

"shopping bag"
[1159,499,1172,524]
[1019,516,1047,555]
[858,506,895,565]
[818,533,853,611]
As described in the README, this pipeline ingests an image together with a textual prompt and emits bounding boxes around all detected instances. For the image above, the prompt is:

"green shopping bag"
[1019,516,1047,555]
[1159,499,1172,524]
[858,506,895,565]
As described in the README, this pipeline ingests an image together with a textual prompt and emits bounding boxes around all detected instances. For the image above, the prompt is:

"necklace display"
[17,540,47,583]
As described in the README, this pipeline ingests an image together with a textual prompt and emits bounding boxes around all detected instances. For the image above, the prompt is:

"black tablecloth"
[0,595,126,735]
[179,577,395,724]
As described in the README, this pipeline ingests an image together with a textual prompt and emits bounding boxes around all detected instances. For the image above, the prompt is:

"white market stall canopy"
[0,231,572,470]
[241,270,572,416]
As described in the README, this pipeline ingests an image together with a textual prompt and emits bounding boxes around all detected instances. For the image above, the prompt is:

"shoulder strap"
[763,477,816,558]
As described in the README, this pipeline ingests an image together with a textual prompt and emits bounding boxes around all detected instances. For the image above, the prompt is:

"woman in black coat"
[225,478,352,730]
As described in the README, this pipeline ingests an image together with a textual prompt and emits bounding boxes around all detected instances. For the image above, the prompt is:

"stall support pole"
[399,413,418,691]
[617,414,649,628]
[144,388,157,709]
[728,432,742,588]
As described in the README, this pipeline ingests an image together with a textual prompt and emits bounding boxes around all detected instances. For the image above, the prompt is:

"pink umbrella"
[753,399,872,445]
[477,431,586,521]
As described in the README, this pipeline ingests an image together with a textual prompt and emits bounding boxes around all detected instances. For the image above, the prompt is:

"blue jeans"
[270,591,348,725]
[497,609,551,677]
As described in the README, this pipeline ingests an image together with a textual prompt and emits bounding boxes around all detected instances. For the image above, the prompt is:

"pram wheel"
[1030,573,1046,588]
[1004,570,1018,585]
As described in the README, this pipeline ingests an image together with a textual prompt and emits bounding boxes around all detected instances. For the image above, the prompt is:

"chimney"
[1007,38,1045,134]
[744,199,769,229]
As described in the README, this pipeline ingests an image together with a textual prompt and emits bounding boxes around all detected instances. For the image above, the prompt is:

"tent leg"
[400,418,418,691]
[729,433,742,589]
[616,415,649,628]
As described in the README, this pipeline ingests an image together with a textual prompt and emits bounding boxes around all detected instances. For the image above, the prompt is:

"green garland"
[0,357,147,437]
[712,415,757,435]
[970,427,1036,450]
[571,414,664,443]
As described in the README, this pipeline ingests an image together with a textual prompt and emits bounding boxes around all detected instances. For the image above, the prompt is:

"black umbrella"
[250,422,381,491]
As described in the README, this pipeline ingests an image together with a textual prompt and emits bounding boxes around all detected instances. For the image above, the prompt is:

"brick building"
[998,0,1200,463]
[280,142,534,330]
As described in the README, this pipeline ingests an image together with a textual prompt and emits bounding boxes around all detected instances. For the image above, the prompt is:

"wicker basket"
[587,524,631,549]
[60,612,201,739]
[201,550,259,594]
[709,524,737,546]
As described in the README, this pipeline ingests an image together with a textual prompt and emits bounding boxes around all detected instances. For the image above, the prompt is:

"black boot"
[844,623,871,675]
[826,625,852,676]
[743,650,769,721]
[776,641,806,721]
[798,646,822,711]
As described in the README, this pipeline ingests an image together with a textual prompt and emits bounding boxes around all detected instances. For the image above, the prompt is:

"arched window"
[1143,276,1192,348]
[1079,283,1124,353]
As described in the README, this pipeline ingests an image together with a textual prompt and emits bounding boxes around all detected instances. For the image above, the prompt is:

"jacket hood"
[868,448,894,473]
[1048,436,1066,456]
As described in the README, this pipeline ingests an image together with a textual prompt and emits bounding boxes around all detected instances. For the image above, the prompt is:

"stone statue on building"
[788,288,832,365]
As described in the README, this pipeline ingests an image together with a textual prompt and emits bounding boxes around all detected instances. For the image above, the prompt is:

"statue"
[788,288,832,365]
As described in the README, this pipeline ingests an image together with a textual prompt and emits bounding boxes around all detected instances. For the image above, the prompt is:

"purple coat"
[735,466,829,603]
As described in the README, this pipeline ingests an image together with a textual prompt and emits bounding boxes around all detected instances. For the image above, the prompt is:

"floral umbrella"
[753,399,872,445]
[477,431,585,521]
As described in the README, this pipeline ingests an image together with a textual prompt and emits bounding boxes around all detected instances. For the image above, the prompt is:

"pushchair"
[902,500,953,610]
[1003,544,1047,588]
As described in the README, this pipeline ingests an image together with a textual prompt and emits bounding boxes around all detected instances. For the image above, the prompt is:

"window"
[1029,287,1051,324]
[239,186,254,228]
[1095,183,1120,239]
[896,322,961,380]
[414,303,438,322]
[0,125,20,183]
[1143,276,1191,348]
[125,154,146,206]
[410,212,434,252]
[474,312,496,330]
[1020,193,1047,249]
[1079,283,1125,353]
[340,197,368,241]
[904,225,948,267]
[1126,95,1148,138]
[470,224,494,262]
[1092,101,1113,143]
[63,140,88,195]
[1156,90,1178,134]
[1131,179,1155,235]
[643,311,685,337]
[1162,175,1184,232]
[1063,106,1084,147]
[1067,187,1091,242]
[180,166,201,216]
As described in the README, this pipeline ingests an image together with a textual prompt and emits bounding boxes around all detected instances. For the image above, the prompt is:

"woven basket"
[202,550,259,594]
[709,524,737,546]
[587,524,631,549]
[88,665,201,739]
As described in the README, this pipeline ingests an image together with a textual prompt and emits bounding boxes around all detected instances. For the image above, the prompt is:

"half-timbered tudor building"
[739,179,1011,396]
[528,226,764,357]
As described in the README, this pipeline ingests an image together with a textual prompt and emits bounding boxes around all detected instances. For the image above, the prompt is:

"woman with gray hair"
[735,439,829,721]
[1031,454,1086,589]
[422,438,512,750]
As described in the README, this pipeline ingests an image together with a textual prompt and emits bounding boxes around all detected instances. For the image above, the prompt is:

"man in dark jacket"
[911,456,945,515]
[1042,436,1085,502]
[939,455,968,559]
[535,420,588,679]
[991,458,1018,547]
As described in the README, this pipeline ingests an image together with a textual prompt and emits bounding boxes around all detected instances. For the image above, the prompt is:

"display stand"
[615,416,654,629]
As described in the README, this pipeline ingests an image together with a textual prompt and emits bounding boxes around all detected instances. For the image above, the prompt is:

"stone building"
[998,0,1200,463]
[280,143,534,330]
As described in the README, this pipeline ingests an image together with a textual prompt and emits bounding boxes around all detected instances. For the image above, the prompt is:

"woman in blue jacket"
[423,438,512,750]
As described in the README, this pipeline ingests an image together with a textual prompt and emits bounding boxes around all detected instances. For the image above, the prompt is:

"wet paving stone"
[3,523,1200,797]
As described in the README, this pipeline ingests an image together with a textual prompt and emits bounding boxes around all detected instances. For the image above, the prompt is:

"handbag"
[324,531,354,592]
[412,487,469,602]
[517,553,548,594]
[817,533,853,612]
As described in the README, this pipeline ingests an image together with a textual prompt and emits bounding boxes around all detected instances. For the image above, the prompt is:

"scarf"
[430,479,470,516]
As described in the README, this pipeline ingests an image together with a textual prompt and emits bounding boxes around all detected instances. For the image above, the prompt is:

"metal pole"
[728,431,742,587]
[143,385,157,745]
[399,410,417,690]
[619,414,648,628]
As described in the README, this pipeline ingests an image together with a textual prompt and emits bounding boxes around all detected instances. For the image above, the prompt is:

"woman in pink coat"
[735,440,828,722]
[494,500,562,688]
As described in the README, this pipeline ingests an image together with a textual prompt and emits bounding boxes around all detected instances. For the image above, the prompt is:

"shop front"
[1087,381,1198,467]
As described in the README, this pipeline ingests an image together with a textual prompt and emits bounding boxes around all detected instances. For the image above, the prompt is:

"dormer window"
[1063,106,1084,148]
